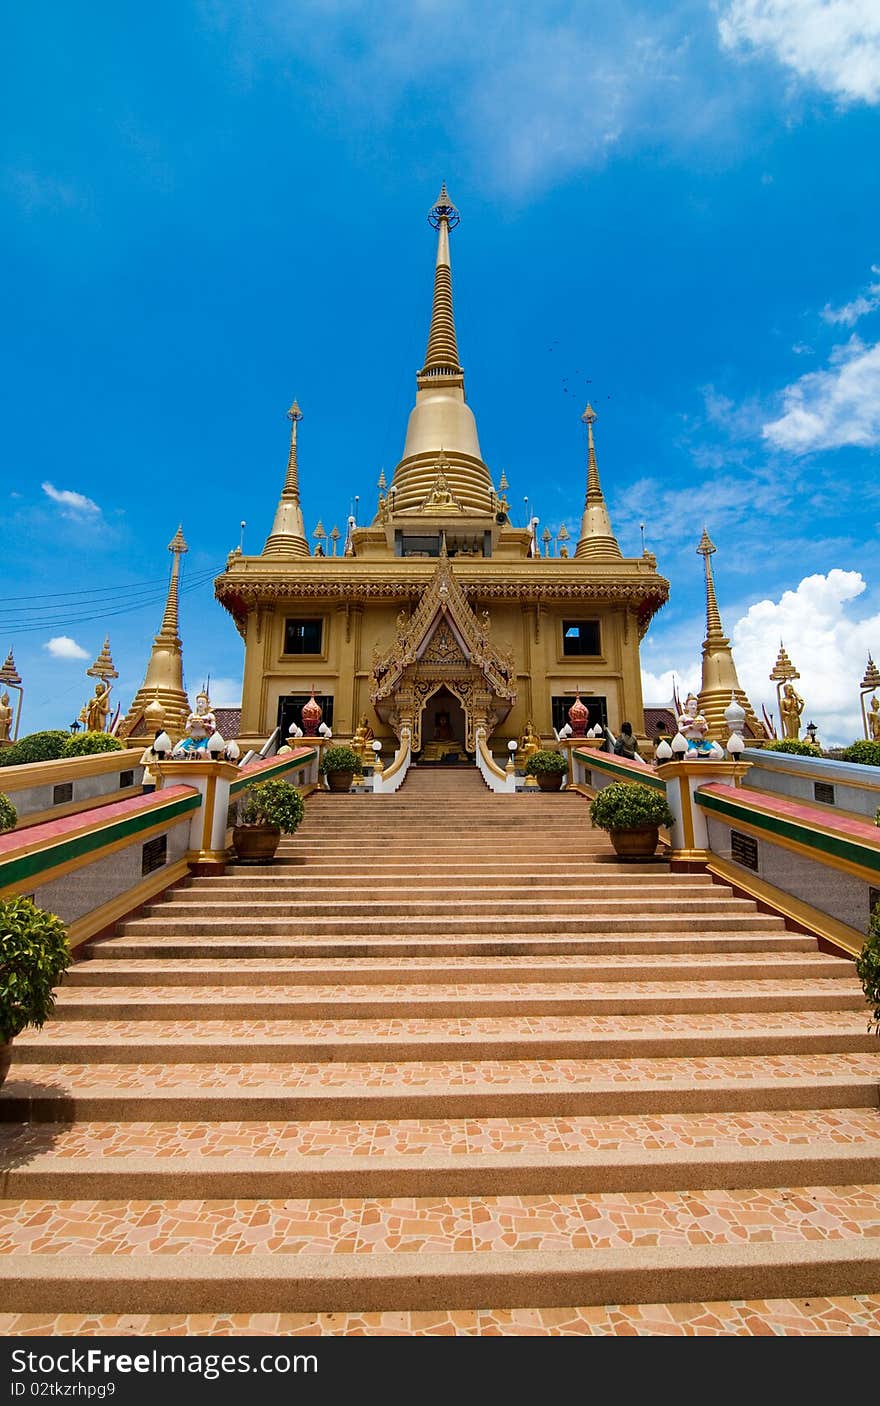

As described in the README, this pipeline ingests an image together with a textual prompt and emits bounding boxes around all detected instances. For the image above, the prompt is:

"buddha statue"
[0,690,12,743]
[868,695,880,741]
[780,681,805,740]
[352,714,374,764]
[520,720,541,760]
[82,679,112,734]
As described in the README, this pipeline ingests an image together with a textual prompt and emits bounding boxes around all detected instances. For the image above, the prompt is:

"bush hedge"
[763,739,822,757]
[239,779,305,833]
[0,731,69,768]
[590,780,675,832]
[523,749,567,775]
[0,897,70,1044]
[856,900,880,1036]
[62,731,123,758]
[841,740,880,768]
[320,745,360,774]
[0,793,17,833]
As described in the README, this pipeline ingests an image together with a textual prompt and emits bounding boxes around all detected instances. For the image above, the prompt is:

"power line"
[2,569,222,635]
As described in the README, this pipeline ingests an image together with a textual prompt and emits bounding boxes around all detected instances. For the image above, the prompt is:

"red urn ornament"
[301,687,323,737]
[568,691,588,738]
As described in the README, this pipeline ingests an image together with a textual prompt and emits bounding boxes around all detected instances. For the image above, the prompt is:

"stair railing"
[475,726,516,793]
[373,727,411,793]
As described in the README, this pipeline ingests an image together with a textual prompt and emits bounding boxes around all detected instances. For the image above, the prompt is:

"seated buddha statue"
[352,714,374,764]
[519,720,541,760]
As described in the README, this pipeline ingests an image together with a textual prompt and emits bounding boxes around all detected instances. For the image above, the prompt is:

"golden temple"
[214,186,670,754]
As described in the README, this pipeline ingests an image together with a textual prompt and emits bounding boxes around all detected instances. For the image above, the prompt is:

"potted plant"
[523,748,568,792]
[0,896,70,1087]
[0,793,17,834]
[589,780,675,859]
[320,745,360,793]
[232,778,305,863]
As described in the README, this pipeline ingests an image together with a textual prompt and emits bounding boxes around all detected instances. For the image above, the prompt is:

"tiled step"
[3,1298,878,1335]
[3,1109,879,1198]
[10,1009,876,1065]
[86,934,820,960]
[63,952,856,987]
[116,914,786,936]
[3,1189,880,1311]
[5,1054,879,1121]
[50,979,866,1021]
[145,897,763,920]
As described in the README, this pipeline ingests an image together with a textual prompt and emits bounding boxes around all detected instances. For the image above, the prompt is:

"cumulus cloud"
[204,676,243,707]
[762,336,880,451]
[719,0,880,104]
[822,292,880,326]
[41,482,102,519]
[44,636,89,660]
[641,664,701,709]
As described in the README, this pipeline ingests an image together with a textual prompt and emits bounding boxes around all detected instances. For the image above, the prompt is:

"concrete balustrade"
[0,748,145,829]
[741,747,880,821]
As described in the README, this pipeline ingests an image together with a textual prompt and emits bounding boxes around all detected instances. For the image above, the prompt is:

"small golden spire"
[329,524,340,556]
[574,404,622,561]
[87,637,119,682]
[118,527,191,742]
[769,640,800,685]
[861,655,880,691]
[262,400,309,558]
[695,529,761,740]
[419,184,463,378]
[696,528,725,639]
[499,471,509,493]
[377,469,387,492]
[0,649,22,688]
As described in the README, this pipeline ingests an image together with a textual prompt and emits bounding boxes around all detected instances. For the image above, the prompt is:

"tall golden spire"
[388,185,495,517]
[574,404,622,561]
[419,183,462,378]
[695,529,761,740]
[119,528,191,742]
[263,401,309,558]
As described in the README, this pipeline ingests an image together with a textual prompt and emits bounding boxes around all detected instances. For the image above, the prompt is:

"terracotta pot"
[0,1041,11,1090]
[609,825,660,859]
[535,772,564,792]
[326,771,354,793]
[232,823,281,863]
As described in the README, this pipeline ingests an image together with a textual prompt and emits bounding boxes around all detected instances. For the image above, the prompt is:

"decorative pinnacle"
[862,654,880,690]
[499,471,509,492]
[287,399,303,425]
[0,649,21,687]
[697,528,725,640]
[769,641,800,685]
[696,527,716,557]
[377,469,387,492]
[582,403,604,503]
[312,521,326,540]
[581,402,597,426]
[428,182,460,230]
[167,525,188,556]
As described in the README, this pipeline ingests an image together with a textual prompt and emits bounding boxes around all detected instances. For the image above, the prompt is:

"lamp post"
[506,739,518,775]
[371,738,384,775]
[806,721,818,747]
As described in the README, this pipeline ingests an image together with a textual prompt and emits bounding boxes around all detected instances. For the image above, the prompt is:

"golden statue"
[780,681,805,740]
[869,695,880,741]
[0,691,11,743]
[519,719,541,760]
[396,607,410,634]
[82,679,112,733]
[352,713,374,765]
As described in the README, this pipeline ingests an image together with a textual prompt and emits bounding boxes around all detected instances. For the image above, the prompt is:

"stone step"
[179,875,715,892]
[3,1190,880,1311]
[64,952,854,987]
[11,1010,874,1064]
[117,914,786,936]
[50,979,865,1022]
[6,1054,879,1121]
[144,897,762,920]
[88,933,818,959]
[3,1108,879,1197]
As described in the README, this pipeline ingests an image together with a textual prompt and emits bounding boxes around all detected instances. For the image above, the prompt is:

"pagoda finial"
[419,184,463,379]
[695,529,761,741]
[262,400,309,558]
[87,636,118,682]
[574,403,622,561]
[158,527,188,640]
[696,528,724,639]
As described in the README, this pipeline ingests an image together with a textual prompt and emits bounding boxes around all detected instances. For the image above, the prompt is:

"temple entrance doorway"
[419,686,467,764]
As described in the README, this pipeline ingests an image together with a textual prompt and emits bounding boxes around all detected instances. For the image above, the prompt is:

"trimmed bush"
[0,897,70,1044]
[856,900,880,1036]
[0,793,17,833]
[841,740,880,768]
[763,739,822,757]
[62,731,123,758]
[590,780,675,832]
[320,745,360,774]
[523,749,568,775]
[239,779,305,833]
[0,731,69,768]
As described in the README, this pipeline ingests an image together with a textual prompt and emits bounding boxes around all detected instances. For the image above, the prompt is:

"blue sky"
[2,1,879,742]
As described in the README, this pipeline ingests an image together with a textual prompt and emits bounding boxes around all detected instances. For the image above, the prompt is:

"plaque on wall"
[142,834,168,876]
[730,829,759,872]
[813,781,835,806]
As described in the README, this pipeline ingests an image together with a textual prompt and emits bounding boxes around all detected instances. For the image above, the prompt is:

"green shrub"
[0,731,69,768]
[0,897,70,1044]
[0,793,17,833]
[239,779,305,833]
[856,900,880,1036]
[320,745,360,774]
[763,739,822,757]
[62,731,123,758]
[589,780,675,832]
[841,740,880,768]
[523,749,568,775]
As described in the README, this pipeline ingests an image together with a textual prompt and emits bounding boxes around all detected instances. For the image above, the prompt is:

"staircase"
[2,767,879,1337]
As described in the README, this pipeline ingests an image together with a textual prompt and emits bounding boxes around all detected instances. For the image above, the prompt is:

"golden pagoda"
[696,529,762,740]
[215,188,670,752]
[119,527,191,742]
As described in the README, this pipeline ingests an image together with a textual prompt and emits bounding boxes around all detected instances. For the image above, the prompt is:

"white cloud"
[731,569,879,743]
[822,291,880,326]
[641,664,701,709]
[762,336,880,451]
[719,0,880,104]
[41,482,102,519]
[204,676,243,707]
[44,636,89,660]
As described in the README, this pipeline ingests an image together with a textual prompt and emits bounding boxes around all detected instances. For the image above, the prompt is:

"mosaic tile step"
[63,952,857,986]
[50,978,865,1022]
[3,1297,879,1335]
[2,1186,880,1259]
[4,1055,879,1125]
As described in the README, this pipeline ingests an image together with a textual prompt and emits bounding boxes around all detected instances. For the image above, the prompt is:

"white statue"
[677,693,724,759]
